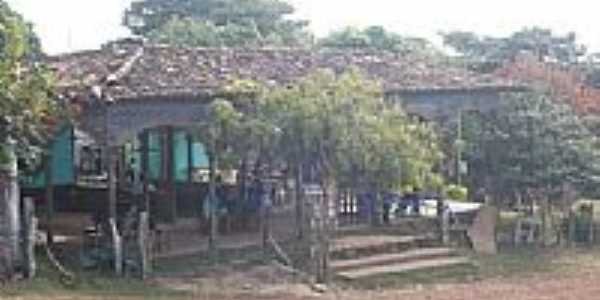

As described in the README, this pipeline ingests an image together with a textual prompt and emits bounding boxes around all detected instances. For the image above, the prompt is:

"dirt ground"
[11,270,600,300]
[154,248,600,300]
[7,248,600,300]
[331,272,600,300]
[157,270,600,300]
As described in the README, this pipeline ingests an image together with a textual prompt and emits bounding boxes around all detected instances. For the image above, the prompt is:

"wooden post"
[305,184,329,284]
[540,198,546,247]
[164,127,177,222]
[187,134,193,183]
[568,210,576,247]
[1,139,20,276]
[138,211,149,279]
[23,197,37,279]
[514,218,522,246]
[295,164,304,240]
[456,110,463,186]
[260,189,269,250]
[108,147,118,222]
[110,218,122,276]
[107,147,122,275]
[207,150,218,254]
[140,131,150,212]
[442,202,451,246]
[44,153,54,246]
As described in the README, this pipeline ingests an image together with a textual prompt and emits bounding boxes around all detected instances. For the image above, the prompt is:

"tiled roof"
[49,42,525,101]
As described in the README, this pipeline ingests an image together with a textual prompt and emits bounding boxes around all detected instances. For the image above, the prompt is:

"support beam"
[160,127,177,222]
[455,110,463,186]
[138,211,149,279]
[1,139,20,275]
[295,164,304,240]
[107,147,118,221]
[208,150,218,254]
[23,197,37,279]
[140,131,150,212]
[187,134,193,184]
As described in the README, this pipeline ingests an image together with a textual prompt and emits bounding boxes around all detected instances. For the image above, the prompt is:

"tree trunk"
[295,163,304,239]
[371,189,382,227]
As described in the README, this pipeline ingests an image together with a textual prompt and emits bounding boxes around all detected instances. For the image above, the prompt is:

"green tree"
[441,27,586,69]
[0,1,59,171]
[256,69,443,216]
[460,92,600,204]
[319,26,439,55]
[124,0,312,47]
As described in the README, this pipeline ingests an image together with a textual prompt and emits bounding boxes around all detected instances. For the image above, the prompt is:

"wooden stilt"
[187,134,193,184]
[295,164,304,240]
[1,139,20,276]
[568,210,576,247]
[165,127,176,221]
[44,154,54,247]
[138,212,149,279]
[108,147,118,221]
[110,218,122,276]
[140,131,150,212]
[23,197,37,279]
[107,147,122,275]
[208,150,218,254]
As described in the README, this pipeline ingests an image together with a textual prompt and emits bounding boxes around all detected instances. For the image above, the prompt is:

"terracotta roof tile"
[50,44,524,100]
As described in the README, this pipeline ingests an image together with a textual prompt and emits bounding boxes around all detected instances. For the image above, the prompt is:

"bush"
[445,185,468,201]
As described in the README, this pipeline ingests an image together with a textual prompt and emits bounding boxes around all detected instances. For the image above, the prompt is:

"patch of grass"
[154,245,268,276]
[473,247,557,279]
[0,253,188,299]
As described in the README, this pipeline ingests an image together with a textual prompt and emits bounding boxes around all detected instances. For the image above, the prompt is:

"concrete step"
[337,256,472,280]
[331,234,437,259]
[331,247,456,271]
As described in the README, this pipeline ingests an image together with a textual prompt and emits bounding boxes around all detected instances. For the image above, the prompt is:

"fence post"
[23,197,37,279]
[110,218,123,276]
[588,203,595,245]
[568,210,576,248]
[138,212,149,280]
[304,184,329,284]
[1,139,20,277]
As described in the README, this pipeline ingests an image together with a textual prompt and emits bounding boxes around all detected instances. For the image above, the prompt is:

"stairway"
[331,234,472,280]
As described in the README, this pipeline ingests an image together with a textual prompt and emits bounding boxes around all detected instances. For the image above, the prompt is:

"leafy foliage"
[0,1,61,172]
[194,69,444,197]
[445,184,468,201]
[460,92,600,203]
[319,26,439,55]
[441,27,586,67]
[124,0,312,47]
[241,69,444,192]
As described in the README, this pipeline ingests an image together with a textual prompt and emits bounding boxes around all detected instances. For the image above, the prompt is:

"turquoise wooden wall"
[22,127,210,188]
[22,127,74,188]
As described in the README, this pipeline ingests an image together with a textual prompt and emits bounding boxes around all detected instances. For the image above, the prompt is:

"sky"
[7,0,600,55]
